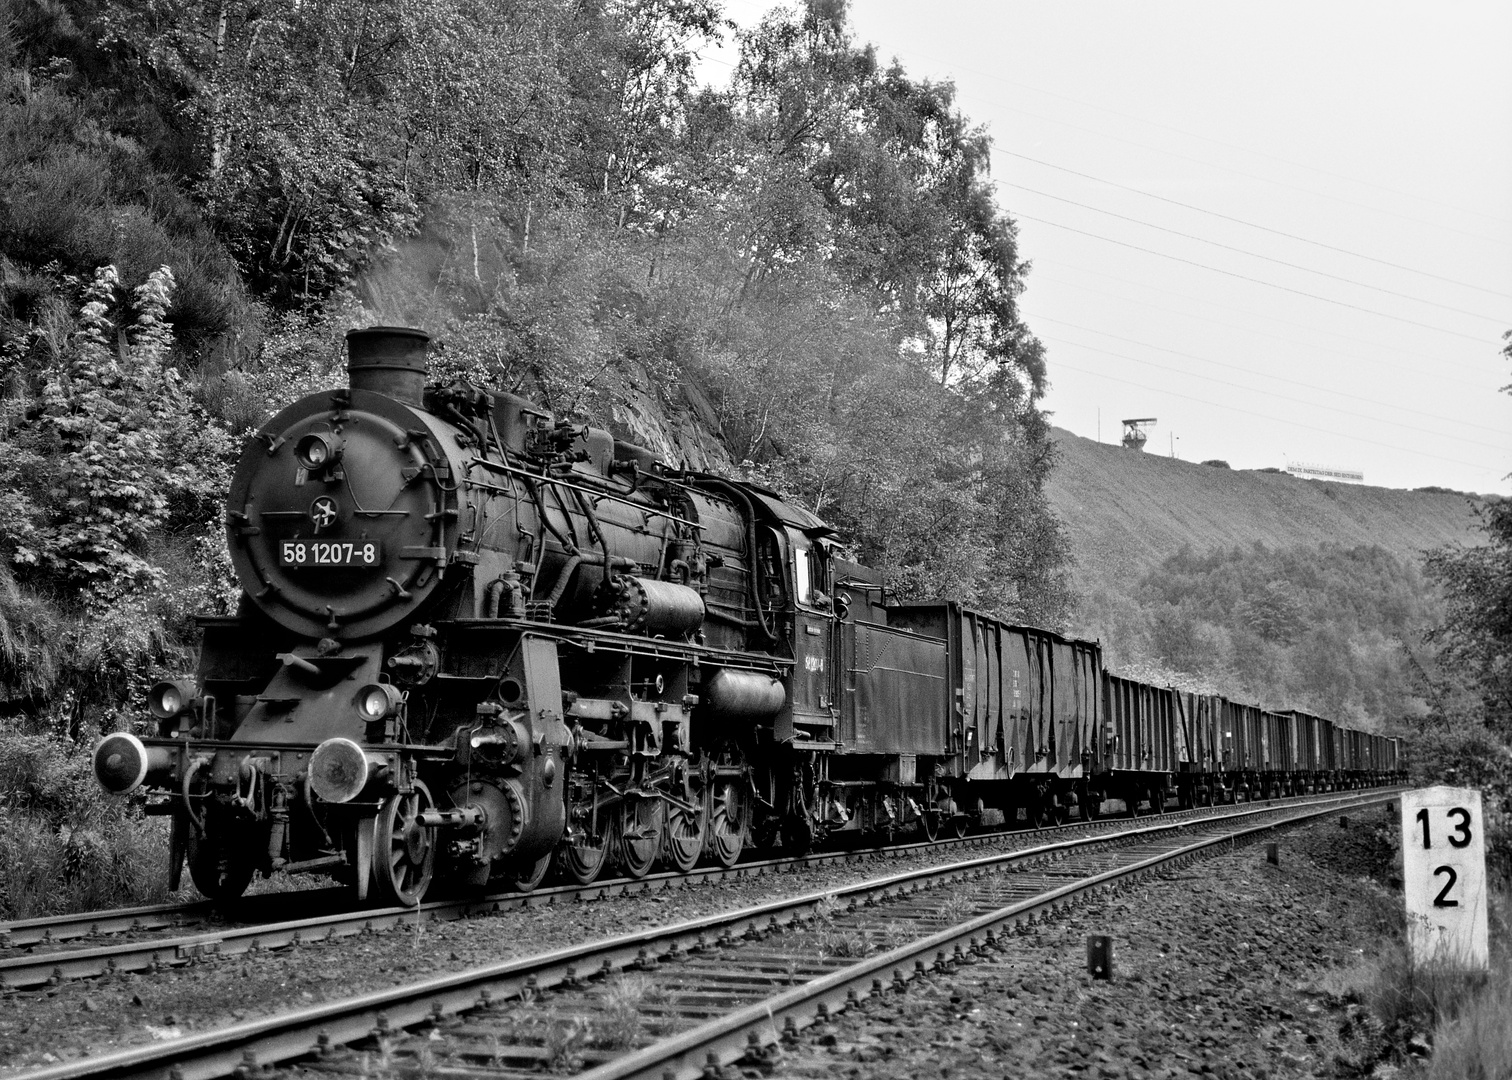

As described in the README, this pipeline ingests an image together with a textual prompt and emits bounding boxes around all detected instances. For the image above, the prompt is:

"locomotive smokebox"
[346,326,430,407]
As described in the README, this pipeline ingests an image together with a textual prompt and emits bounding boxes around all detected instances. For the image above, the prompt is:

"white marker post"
[1400,786,1489,970]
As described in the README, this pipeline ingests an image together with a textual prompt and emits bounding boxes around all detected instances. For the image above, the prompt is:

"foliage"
[0,731,180,918]
[0,0,1075,746]
[1424,497,1512,737]
[1080,542,1439,727]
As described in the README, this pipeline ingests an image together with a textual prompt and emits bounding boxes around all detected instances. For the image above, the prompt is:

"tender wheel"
[613,795,659,879]
[1082,786,1102,821]
[949,799,970,838]
[560,830,608,885]
[921,809,940,842]
[372,782,436,907]
[186,823,257,902]
[660,799,704,874]
[501,851,553,893]
[704,777,747,868]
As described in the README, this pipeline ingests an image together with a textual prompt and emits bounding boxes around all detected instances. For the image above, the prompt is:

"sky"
[700,1,1512,495]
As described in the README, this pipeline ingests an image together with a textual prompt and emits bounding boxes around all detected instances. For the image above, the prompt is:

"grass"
[595,973,663,1049]
[1425,970,1512,1079]
[0,731,184,919]
[1315,885,1512,1078]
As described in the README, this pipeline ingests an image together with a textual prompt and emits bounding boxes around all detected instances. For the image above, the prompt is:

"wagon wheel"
[613,795,660,879]
[186,821,258,903]
[1149,785,1166,815]
[501,850,553,893]
[704,777,747,868]
[920,809,941,842]
[1081,785,1102,821]
[372,781,436,907]
[659,798,704,874]
[948,799,970,839]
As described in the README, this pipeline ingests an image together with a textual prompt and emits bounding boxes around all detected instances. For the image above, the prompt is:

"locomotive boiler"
[93,325,1402,907]
[93,326,846,903]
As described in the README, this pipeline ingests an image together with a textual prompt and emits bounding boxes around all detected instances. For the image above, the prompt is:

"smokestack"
[345,326,429,407]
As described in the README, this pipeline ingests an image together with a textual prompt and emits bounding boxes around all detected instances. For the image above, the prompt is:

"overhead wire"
[997,150,1512,302]
[971,70,1512,229]
[1041,330,1509,453]
[1017,213,1497,344]
[984,101,1504,248]
[1029,313,1508,437]
[1047,357,1501,475]
[1007,182,1512,324]
[1029,265,1497,392]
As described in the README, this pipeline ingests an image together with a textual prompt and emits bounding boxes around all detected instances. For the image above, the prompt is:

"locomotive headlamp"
[148,679,197,720]
[356,682,403,722]
[294,432,342,471]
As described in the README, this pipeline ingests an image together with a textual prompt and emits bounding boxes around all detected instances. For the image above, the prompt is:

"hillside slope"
[1047,426,1485,606]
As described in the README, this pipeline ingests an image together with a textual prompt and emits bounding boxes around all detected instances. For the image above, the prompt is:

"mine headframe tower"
[1121,417,1157,451]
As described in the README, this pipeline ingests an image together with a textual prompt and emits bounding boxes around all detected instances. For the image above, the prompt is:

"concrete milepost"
[1400,786,1489,970]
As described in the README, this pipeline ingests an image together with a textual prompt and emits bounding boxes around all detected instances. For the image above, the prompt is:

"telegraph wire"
[1047,357,1500,475]
[997,150,1511,301]
[714,0,1508,254]
[985,106,1502,248]
[1031,312,1508,436]
[1041,328,1510,452]
[1018,213,1495,344]
[915,56,1512,229]
[1008,182,1512,324]
[1030,266,1496,393]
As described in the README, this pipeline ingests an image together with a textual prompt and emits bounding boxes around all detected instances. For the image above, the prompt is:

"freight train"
[91,327,1402,905]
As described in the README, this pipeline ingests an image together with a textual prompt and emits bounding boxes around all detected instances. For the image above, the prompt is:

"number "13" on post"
[1415,806,1472,908]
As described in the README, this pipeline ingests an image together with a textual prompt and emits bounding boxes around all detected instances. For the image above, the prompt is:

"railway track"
[0,787,1387,990]
[6,789,1397,1080]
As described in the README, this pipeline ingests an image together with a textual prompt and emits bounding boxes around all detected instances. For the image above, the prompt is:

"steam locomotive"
[92,327,1400,905]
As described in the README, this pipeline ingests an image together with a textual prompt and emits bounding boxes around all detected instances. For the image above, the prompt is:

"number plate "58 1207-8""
[280,541,381,566]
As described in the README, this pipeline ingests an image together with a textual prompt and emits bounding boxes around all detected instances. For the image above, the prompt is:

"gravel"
[768,810,1405,1080]
[0,804,1404,1078]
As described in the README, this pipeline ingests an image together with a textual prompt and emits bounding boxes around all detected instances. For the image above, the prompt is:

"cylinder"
[346,326,429,407]
[604,576,705,636]
[94,733,174,795]
[703,669,786,719]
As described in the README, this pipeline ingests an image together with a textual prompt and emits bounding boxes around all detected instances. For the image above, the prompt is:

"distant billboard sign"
[1286,461,1364,483]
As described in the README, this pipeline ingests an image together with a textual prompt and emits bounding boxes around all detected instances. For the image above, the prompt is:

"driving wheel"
[704,776,747,868]
[372,781,437,907]
[659,798,704,873]
[614,795,660,879]
[502,851,552,892]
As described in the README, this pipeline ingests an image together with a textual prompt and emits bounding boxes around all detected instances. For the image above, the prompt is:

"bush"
[1201,459,1230,468]
[0,732,180,919]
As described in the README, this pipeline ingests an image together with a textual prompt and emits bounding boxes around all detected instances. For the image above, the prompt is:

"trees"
[1423,335,1512,736]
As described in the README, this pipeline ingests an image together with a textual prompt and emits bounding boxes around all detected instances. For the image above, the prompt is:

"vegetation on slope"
[0,0,1070,740]
[0,0,1073,912]
[1082,541,1442,728]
